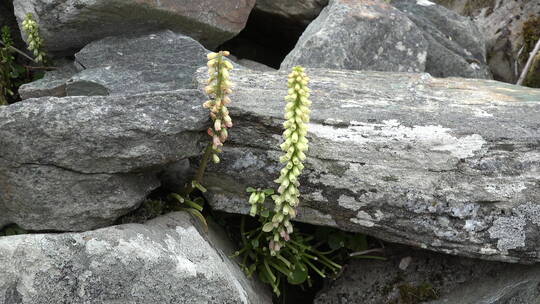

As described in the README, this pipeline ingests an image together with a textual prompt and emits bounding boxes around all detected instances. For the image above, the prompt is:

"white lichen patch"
[484,182,527,199]
[396,41,406,51]
[417,51,427,65]
[338,195,362,211]
[488,216,526,254]
[472,108,493,117]
[309,120,485,159]
[480,247,498,255]
[350,211,375,227]
[417,0,435,6]
[85,238,112,255]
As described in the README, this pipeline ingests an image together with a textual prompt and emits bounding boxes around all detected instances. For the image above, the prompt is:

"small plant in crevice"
[1,13,51,104]
[165,51,234,226]
[233,195,342,296]
[0,26,16,105]
[230,67,339,296]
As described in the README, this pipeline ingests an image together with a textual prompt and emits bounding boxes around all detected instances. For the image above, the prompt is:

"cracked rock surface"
[315,244,540,304]
[197,68,540,263]
[0,90,208,231]
[0,212,271,304]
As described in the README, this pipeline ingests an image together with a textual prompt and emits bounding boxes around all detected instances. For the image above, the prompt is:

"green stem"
[183,143,213,196]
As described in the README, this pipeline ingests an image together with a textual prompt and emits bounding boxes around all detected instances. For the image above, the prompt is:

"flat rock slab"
[12,0,255,53]
[0,212,271,304]
[315,245,540,304]
[0,90,208,231]
[20,31,212,99]
[196,68,540,263]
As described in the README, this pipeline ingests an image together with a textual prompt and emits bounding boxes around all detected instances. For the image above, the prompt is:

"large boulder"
[392,0,491,79]
[19,31,211,99]
[0,90,208,231]
[196,68,540,263]
[434,0,540,84]
[281,0,428,73]
[281,0,491,79]
[315,244,540,304]
[0,212,272,303]
[12,0,256,53]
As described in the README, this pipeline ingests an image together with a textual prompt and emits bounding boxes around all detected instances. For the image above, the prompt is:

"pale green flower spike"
[22,13,46,63]
[268,66,312,254]
[203,51,234,163]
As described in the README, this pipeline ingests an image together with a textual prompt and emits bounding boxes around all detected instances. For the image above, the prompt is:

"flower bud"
[214,119,222,131]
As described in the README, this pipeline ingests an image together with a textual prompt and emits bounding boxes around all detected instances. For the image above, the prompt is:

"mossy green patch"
[521,17,540,87]
[463,0,495,16]
[398,283,439,303]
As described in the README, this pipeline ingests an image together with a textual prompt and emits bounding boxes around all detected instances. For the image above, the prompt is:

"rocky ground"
[0,0,539,303]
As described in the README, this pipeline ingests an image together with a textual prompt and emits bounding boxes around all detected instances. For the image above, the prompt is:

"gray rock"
[0,90,208,231]
[236,58,276,72]
[195,68,540,263]
[12,0,255,53]
[433,0,540,84]
[18,58,80,100]
[19,31,222,99]
[392,0,491,79]
[0,212,272,304]
[0,161,158,231]
[315,244,540,304]
[281,0,429,72]
[254,0,328,26]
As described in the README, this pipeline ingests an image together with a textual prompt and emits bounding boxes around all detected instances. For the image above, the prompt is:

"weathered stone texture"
[197,68,540,263]
[0,90,208,231]
[12,0,256,53]
[0,212,272,304]
[281,0,429,73]
[315,245,540,304]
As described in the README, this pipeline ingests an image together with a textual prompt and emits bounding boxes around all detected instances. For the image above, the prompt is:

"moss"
[521,17,540,88]
[398,283,439,304]
[115,200,166,224]
[462,0,496,17]
[524,53,540,88]
[522,17,540,54]
[0,224,27,237]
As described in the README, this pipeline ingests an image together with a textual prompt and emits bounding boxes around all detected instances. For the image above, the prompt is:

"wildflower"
[269,66,312,254]
[205,51,233,163]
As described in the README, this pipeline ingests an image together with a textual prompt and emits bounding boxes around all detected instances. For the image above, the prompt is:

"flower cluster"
[22,13,46,63]
[203,51,234,164]
[264,66,312,254]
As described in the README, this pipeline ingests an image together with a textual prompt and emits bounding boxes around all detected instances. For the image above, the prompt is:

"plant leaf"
[287,266,308,285]
[182,208,208,233]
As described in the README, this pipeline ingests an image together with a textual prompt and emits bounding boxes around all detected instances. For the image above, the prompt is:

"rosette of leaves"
[22,13,47,63]
[233,188,341,296]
